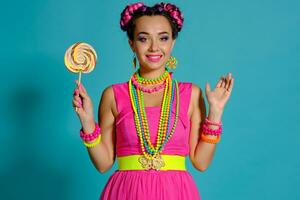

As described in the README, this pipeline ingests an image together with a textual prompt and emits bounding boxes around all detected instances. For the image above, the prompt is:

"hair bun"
[158,2,184,31]
[120,2,146,31]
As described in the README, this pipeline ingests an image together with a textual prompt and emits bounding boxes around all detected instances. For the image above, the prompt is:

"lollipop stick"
[78,71,82,85]
[75,71,82,112]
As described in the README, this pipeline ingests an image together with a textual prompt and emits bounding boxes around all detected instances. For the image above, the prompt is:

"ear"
[128,39,135,52]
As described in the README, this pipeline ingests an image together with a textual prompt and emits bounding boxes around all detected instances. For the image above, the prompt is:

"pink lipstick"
[146,54,162,62]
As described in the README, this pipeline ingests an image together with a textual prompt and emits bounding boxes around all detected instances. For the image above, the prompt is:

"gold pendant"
[138,155,165,170]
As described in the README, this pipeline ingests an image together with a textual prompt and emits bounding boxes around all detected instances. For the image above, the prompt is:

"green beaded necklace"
[128,70,180,170]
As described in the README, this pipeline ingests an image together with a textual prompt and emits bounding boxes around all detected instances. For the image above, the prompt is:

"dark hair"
[120,2,184,40]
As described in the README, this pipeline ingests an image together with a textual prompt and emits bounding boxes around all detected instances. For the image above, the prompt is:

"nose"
[149,39,159,52]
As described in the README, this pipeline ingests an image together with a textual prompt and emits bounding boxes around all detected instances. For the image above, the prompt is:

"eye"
[160,36,169,41]
[137,37,147,42]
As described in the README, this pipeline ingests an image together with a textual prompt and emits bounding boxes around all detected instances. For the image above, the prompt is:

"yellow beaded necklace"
[128,70,180,170]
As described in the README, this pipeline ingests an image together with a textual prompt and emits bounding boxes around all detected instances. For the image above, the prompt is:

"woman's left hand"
[205,72,234,113]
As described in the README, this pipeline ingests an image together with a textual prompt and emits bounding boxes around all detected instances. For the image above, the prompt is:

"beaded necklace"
[131,74,166,93]
[128,70,180,170]
[136,68,169,84]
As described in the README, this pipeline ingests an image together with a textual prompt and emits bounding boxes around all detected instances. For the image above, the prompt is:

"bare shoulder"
[191,83,202,98]
[188,83,204,118]
[99,85,118,117]
[102,85,114,100]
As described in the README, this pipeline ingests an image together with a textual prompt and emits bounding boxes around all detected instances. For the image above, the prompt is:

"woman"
[72,2,234,199]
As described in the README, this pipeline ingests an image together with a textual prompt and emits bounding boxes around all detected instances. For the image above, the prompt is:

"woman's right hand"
[72,80,95,129]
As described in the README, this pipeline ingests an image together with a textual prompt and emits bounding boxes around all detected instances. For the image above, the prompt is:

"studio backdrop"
[0,0,299,199]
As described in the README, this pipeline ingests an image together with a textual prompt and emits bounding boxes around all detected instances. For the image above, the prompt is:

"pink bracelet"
[80,122,101,142]
[205,117,223,126]
[202,123,222,135]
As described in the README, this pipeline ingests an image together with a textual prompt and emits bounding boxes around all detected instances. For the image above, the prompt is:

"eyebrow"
[137,31,170,36]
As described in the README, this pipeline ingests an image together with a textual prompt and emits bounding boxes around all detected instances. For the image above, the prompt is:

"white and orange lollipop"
[64,42,97,111]
[64,42,97,84]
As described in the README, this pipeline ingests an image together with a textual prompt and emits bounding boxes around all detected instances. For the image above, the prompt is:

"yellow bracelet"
[200,133,220,144]
[83,134,101,148]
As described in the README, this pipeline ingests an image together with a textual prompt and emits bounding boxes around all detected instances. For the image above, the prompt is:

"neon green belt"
[117,155,186,171]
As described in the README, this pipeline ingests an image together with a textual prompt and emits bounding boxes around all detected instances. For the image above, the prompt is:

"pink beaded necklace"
[130,71,173,93]
[131,74,166,93]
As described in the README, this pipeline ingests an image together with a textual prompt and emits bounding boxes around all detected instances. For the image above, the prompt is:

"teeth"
[147,56,161,58]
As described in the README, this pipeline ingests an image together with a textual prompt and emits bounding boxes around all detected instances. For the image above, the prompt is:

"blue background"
[1,0,299,199]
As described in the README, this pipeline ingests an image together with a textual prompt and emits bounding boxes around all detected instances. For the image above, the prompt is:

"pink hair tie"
[161,3,184,29]
[120,2,146,31]
[80,122,101,142]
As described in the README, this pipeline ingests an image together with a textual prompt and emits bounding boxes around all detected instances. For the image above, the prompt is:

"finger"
[220,76,226,88]
[77,83,89,99]
[226,73,232,90]
[74,95,82,104]
[216,77,223,88]
[225,73,231,90]
[74,106,82,115]
[79,83,87,94]
[228,78,234,92]
[73,99,83,108]
[225,79,230,91]
[205,82,211,93]
[73,89,79,96]
[226,77,234,93]
[78,87,89,99]
[75,80,87,94]
[226,73,230,83]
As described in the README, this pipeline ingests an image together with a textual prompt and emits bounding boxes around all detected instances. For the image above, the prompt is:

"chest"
[142,89,165,107]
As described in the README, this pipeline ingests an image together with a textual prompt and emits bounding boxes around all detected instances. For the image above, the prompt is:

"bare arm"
[83,86,116,173]
[189,84,221,172]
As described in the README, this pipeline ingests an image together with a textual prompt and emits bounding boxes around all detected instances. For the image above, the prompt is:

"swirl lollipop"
[64,42,97,111]
[64,42,97,84]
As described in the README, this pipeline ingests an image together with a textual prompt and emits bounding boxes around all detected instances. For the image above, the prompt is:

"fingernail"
[73,90,78,96]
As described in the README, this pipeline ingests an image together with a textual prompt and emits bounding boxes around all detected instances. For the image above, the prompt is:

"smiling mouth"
[146,55,163,62]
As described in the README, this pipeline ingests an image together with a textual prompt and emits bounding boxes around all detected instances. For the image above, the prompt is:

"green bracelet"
[83,134,101,148]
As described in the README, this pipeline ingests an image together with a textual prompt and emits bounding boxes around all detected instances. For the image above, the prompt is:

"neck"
[138,67,166,80]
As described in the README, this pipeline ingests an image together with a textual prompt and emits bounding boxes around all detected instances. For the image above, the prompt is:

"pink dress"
[99,81,201,200]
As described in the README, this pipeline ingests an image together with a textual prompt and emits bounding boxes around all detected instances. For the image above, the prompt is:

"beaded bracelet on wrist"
[202,123,222,135]
[83,134,101,148]
[205,117,222,126]
[80,122,101,142]
[200,133,220,144]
